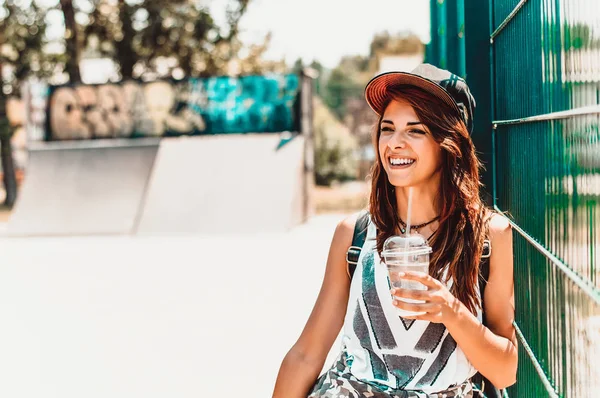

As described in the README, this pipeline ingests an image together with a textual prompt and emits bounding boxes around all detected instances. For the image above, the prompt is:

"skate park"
[0,0,598,395]
[6,74,315,237]
[0,72,344,398]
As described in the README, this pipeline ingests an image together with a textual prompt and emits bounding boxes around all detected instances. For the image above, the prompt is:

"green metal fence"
[428,0,600,396]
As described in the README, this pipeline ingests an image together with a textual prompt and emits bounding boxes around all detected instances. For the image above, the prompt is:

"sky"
[215,0,431,68]
[31,0,430,70]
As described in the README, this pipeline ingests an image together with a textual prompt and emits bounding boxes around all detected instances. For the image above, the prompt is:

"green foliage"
[292,58,304,74]
[370,31,424,58]
[307,60,325,96]
[313,97,358,186]
[79,0,269,79]
[0,0,50,91]
[0,1,50,206]
[320,32,424,122]
[0,0,274,82]
[322,65,364,121]
[563,22,600,50]
[0,116,9,140]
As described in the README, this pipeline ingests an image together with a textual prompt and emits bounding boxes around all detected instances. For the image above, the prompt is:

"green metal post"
[437,0,447,69]
[456,0,466,78]
[444,0,466,78]
[427,0,440,66]
[464,0,493,204]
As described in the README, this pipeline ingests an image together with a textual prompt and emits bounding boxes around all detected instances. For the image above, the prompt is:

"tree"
[292,58,304,74]
[308,60,325,96]
[319,31,425,122]
[59,0,82,82]
[0,64,16,207]
[313,97,358,186]
[0,0,48,206]
[369,31,424,58]
[321,55,369,121]
[323,68,359,121]
[82,0,261,79]
[368,31,424,72]
[564,22,600,50]
[235,32,287,75]
[117,0,136,79]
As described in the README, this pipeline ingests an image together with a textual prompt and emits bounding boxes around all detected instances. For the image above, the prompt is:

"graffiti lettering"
[47,74,300,141]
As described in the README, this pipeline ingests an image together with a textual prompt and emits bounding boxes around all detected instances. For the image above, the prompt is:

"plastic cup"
[382,234,432,317]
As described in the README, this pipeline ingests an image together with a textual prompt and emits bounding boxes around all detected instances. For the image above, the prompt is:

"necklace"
[398,216,439,234]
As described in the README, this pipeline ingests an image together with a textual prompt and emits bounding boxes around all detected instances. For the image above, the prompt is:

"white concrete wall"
[137,134,308,235]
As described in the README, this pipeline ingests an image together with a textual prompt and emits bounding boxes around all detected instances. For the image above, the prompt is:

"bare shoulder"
[334,211,364,242]
[488,212,511,236]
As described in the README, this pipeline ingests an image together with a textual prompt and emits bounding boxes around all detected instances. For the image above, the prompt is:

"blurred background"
[0,0,430,221]
[0,0,598,397]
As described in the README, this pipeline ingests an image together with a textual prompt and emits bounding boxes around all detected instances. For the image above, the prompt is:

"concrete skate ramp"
[7,139,160,236]
[136,134,308,235]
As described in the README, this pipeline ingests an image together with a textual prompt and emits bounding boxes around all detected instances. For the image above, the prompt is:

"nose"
[387,131,407,150]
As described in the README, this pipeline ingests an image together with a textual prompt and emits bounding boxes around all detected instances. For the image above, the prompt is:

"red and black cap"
[365,63,476,134]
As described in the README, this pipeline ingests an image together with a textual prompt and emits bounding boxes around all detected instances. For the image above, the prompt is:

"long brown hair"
[369,85,487,314]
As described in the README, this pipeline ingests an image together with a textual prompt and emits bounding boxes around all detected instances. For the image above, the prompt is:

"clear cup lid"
[382,233,432,256]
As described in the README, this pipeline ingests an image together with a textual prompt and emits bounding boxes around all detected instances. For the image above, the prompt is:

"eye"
[408,129,426,135]
[380,126,394,133]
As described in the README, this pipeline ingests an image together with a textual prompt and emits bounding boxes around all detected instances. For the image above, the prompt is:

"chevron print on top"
[414,322,447,353]
[353,300,388,381]
[361,250,397,350]
[416,334,458,387]
[341,219,475,393]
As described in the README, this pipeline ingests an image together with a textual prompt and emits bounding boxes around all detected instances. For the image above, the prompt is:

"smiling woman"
[272,64,517,398]
[378,100,442,189]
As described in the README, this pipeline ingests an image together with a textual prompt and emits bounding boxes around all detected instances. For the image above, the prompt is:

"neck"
[395,183,440,225]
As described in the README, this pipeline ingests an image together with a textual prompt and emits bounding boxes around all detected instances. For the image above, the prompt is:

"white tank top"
[340,217,481,394]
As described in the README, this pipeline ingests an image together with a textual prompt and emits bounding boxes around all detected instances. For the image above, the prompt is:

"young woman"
[272,64,517,397]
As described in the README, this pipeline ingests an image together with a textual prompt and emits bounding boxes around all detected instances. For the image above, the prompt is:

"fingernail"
[390,288,395,294]
[398,272,405,277]
[393,300,398,306]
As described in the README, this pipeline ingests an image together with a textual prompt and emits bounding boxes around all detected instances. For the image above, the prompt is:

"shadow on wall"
[45,74,301,141]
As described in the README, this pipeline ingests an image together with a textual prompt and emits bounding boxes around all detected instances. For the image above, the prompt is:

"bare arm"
[443,214,518,388]
[271,214,357,398]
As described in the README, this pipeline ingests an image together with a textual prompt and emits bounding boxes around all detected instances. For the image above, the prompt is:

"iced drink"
[382,234,432,317]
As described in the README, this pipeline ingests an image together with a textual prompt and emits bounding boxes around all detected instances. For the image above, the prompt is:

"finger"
[391,288,430,301]
[392,299,441,314]
[391,288,446,304]
[397,271,440,288]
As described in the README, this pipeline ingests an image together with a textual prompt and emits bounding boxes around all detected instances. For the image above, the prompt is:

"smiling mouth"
[388,156,416,168]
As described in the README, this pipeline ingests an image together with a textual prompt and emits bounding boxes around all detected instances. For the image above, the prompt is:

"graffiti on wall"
[47,74,300,141]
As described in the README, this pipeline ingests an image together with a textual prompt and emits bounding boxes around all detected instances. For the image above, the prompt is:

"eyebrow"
[381,120,423,126]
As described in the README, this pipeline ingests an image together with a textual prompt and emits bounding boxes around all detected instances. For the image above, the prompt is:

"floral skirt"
[308,352,479,398]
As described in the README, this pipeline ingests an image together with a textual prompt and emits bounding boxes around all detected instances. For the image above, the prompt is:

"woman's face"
[378,98,443,188]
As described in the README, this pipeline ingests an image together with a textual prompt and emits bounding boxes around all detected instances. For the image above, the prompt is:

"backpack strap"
[346,210,370,280]
[479,217,493,324]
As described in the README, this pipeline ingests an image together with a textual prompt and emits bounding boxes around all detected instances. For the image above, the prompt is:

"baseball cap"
[364,63,476,134]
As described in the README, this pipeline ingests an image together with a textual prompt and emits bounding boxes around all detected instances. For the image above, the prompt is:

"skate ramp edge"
[6,139,160,236]
[136,134,308,235]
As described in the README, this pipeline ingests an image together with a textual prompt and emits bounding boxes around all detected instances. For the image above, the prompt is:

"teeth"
[390,158,415,165]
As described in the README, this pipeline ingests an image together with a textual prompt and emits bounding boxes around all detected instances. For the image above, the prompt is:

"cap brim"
[365,72,461,117]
